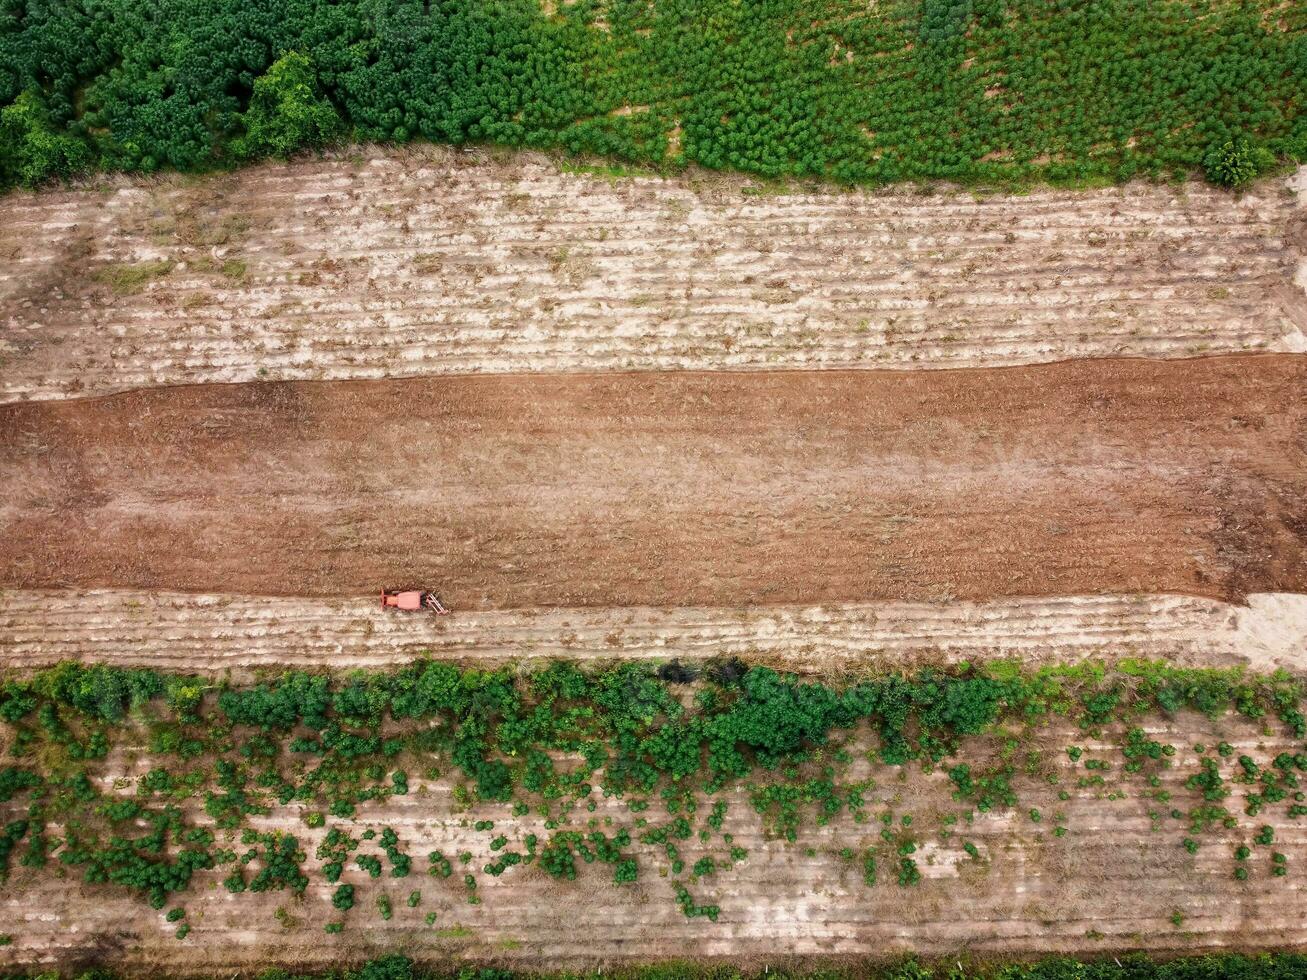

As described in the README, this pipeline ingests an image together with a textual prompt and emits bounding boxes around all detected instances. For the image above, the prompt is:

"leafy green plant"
[1203,137,1275,188]
[0,92,89,188]
[231,53,341,161]
[331,884,354,911]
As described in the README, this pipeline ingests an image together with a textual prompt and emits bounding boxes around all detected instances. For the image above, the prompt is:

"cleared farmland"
[1,151,1304,403]
[2,590,1306,675]
[2,149,1307,979]
[2,356,1306,606]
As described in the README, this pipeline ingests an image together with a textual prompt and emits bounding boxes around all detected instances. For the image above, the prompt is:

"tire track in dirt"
[2,590,1305,674]
[2,357,1304,607]
[1,150,1304,403]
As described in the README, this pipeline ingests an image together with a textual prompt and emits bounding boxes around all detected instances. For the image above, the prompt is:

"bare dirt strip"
[1,148,1304,404]
[2,590,1305,675]
[2,356,1305,608]
[3,711,1306,972]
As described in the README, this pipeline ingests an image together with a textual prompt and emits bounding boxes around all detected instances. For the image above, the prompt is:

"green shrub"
[332,884,354,911]
[0,93,89,188]
[232,53,341,161]
[613,859,638,884]
[1203,137,1275,187]
[897,857,921,887]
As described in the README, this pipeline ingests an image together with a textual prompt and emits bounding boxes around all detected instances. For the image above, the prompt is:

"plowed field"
[2,356,1305,607]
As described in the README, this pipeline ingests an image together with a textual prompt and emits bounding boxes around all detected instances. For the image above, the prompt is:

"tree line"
[1,0,1303,190]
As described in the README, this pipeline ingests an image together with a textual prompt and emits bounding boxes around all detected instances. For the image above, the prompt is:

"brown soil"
[2,355,1305,608]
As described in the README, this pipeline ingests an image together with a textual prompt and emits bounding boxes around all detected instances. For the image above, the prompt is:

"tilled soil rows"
[2,590,1306,675]
[2,356,1305,607]
[1,149,1304,403]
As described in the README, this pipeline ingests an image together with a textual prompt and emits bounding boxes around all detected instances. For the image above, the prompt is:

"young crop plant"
[897,857,922,887]
[862,850,877,886]
[614,859,638,884]
[332,884,355,912]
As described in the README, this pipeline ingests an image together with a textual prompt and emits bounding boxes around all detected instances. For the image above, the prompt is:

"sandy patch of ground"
[2,358,1305,606]
[1,150,1304,403]
[2,589,1305,674]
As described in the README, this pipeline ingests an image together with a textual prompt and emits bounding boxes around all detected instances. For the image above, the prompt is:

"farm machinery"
[381,590,450,614]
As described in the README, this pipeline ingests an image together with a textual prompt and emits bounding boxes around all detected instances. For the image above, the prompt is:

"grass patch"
[220,258,249,282]
[95,260,174,294]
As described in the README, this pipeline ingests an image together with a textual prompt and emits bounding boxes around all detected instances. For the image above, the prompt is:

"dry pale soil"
[0,150,1304,402]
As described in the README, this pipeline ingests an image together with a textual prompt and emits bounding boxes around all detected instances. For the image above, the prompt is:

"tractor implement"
[381,590,450,614]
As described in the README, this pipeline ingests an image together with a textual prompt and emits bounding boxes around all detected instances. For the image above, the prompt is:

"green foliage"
[427,851,453,879]
[0,657,1304,925]
[0,93,89,189]
[0,768,39,804]
[1203,137,1275,188]
[332,883,354,911]
[613,858,638,884]
[232,53,341,161]
[897,856,922,887]
[0,1,1302,189]
[862,850,877,886]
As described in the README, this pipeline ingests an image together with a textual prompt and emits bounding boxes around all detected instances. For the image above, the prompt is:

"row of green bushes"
[1,0,1304,191]
[7,657,1302,799]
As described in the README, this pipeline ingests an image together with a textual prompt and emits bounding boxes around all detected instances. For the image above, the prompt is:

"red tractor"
[381,590,449,614]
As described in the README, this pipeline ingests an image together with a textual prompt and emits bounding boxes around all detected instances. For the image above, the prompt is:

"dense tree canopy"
[0,0,1302,189]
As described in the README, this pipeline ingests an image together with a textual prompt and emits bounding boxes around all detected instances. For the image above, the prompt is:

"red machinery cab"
[381,590,449,614]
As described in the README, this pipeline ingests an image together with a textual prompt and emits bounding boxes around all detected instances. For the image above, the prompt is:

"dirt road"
[2,355,1304,607]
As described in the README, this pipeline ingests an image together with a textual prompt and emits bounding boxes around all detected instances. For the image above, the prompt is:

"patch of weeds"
[96,260,174,294]
[220,258,249,282]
